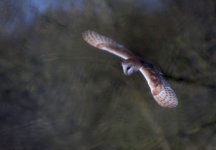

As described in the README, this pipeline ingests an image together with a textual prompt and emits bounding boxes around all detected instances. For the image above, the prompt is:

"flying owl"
[82,30,178,108]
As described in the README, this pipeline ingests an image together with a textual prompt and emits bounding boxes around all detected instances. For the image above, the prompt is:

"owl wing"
[82,30,136,59]
[139,63,178,108]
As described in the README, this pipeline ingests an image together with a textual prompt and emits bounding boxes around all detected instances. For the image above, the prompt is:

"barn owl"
[82,30,178,108]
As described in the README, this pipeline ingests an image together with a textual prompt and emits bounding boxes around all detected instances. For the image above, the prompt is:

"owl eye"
[126,66,132,72]
[125,65,136,76]
[122,64,132,76]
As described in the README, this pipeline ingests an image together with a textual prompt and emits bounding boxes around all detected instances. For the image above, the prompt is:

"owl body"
[82,30,178,108]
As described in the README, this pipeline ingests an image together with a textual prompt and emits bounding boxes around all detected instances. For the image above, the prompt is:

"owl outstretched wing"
[82,30,136,59]
[139,63,178,108]
[121,58,178,108]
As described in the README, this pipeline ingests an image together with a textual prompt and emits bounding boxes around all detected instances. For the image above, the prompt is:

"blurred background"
[0,0,216,149]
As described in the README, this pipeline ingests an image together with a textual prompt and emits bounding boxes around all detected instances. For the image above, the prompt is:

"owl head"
[121,58,142,76]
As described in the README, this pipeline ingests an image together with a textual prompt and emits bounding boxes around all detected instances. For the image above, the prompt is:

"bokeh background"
[0,0,216,149]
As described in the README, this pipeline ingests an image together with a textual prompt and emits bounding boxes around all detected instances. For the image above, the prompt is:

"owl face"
[122,64,137,76]
[121,58,142,76]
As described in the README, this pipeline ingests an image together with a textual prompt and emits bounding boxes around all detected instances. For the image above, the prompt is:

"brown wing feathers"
[82,30,136,59]
[140,61,178,108]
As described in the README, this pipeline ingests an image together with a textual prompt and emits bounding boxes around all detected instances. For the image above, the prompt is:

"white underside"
[139,68,152,87]
[101,47,128,60]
